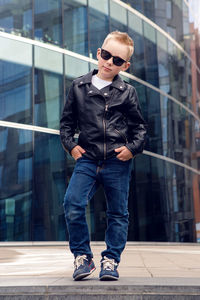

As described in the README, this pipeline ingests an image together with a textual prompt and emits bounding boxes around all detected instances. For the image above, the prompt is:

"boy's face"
[96,39,131,81]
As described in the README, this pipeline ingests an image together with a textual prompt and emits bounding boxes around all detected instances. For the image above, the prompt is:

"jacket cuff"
[61,140,77,155]
[126,143,138,157]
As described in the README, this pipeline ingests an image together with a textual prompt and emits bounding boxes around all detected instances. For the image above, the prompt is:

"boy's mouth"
[103,66,112,71]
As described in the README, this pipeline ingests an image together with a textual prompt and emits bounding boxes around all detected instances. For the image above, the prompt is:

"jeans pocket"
[76,156,83,162]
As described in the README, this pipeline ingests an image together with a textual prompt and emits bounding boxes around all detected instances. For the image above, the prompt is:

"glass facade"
[0,0,199,242]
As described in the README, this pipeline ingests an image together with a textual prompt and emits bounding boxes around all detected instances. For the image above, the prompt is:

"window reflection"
[157,31,170,95]
[126,78,195,167]
[88,0,109,59]
[33,132,66,241]
[0,166,2,188]
[121,0,189,47]
[19,130,32,145]
[34,69,63,129]
[0,36,32,67]
[18,157,32,184]
[120,0,143,13]
[0,127,33,241]
[34,0,62,46]
[0,60,32,124]
[34,45,63,130]
[34,46,63,75]
[0,128,8,152]
[0,0,32,38]
[131,154,195,242]
[63,0,88,56]
[110,1,127,32]
[143,21,159,87]
[65,55,89,80]
[128,13,145,80]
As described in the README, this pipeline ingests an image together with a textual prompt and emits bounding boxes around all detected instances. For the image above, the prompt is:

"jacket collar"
[77,70,94,85]
[77,69,126,91]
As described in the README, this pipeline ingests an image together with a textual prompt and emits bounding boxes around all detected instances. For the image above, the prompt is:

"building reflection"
[0,0,199,242]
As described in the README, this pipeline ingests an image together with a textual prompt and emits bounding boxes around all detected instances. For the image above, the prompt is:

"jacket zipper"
[114,128,128,144]
[103,104,108,160]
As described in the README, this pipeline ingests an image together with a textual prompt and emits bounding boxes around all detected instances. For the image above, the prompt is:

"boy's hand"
[114,146,133,161]
[71,145,86,160]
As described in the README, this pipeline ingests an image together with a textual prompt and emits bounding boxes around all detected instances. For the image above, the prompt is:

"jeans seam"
[86,180,97,203]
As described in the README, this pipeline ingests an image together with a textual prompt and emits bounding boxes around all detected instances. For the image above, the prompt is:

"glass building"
[0,0,200,242]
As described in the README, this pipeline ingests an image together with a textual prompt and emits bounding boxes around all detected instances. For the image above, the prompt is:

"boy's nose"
[106,57,113,65]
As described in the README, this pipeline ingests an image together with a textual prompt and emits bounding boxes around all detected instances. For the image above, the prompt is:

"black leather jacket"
[60,69,147,160]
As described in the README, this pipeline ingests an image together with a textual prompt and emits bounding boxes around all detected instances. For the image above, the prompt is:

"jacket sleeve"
[60,82,78,154]
[125,86,148,156]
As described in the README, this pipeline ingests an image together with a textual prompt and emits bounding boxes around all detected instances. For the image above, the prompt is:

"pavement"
[1,242,200,299]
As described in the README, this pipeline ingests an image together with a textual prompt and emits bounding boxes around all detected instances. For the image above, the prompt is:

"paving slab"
[1,242,200,299]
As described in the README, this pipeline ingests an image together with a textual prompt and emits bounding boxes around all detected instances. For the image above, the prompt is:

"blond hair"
[102,31,134,60]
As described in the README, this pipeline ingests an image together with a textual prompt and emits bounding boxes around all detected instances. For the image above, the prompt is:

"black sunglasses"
[100,48,127,66]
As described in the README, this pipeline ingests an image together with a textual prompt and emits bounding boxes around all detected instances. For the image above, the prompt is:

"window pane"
[0,37,32,124]
[131,154,195,242]
[34,46,63,129]
[34,70,63,129]
[0,0,32,38]
[157,31,170,97]
[34,0,62,46]
[157,31,168,52]
[0,60,32,124]
[122,75,195,166]
[143,21,159,87]
[128,12,145,80]
[166,0,172,19]
[0,36,32,66]
[33,132,66,241]
[65,55,89,79]
[110,1,127,32]
[63,0,88,56]
[144,21,156,44]
[34,46,63,75]
[121,0,143,12]
[0,128,8,152]
[88,0,109,59]
[0,127,33,241]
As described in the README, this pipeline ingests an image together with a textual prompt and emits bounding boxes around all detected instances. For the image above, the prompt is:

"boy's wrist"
[69,144,78,155]
[125,144,136,157]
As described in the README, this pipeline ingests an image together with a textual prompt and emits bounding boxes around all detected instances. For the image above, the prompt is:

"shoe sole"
[74,267,96,281]
[99,274,119,281]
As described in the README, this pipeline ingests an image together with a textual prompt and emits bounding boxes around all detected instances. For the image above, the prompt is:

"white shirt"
[91,75,112,90]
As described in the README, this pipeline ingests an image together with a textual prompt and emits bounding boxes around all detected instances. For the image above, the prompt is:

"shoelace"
[102,257,118,271]
[74,255,88,269]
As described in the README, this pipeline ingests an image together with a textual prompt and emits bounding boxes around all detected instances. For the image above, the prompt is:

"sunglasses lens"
[113,57,124,66]
[101,49,111,60]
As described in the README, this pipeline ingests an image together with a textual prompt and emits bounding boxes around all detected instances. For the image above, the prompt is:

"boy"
[60,31,147,281]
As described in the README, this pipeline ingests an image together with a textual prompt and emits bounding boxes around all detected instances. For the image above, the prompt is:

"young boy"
[60,31,147,281]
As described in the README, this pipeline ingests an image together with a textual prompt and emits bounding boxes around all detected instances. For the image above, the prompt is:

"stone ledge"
[1,284,200,300]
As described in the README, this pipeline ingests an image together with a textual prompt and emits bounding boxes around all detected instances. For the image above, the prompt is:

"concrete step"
[1,277,200,299]
[1,243,200,299]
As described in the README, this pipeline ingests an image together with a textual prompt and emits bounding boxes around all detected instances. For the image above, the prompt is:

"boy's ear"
[122,61,131,72]
[96,48,101,59]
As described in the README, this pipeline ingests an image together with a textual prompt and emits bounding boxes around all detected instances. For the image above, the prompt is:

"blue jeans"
[63,156,132,263]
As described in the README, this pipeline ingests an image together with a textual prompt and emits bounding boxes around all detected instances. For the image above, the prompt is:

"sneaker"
[99,256,119,281]
[73,255,96,281]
